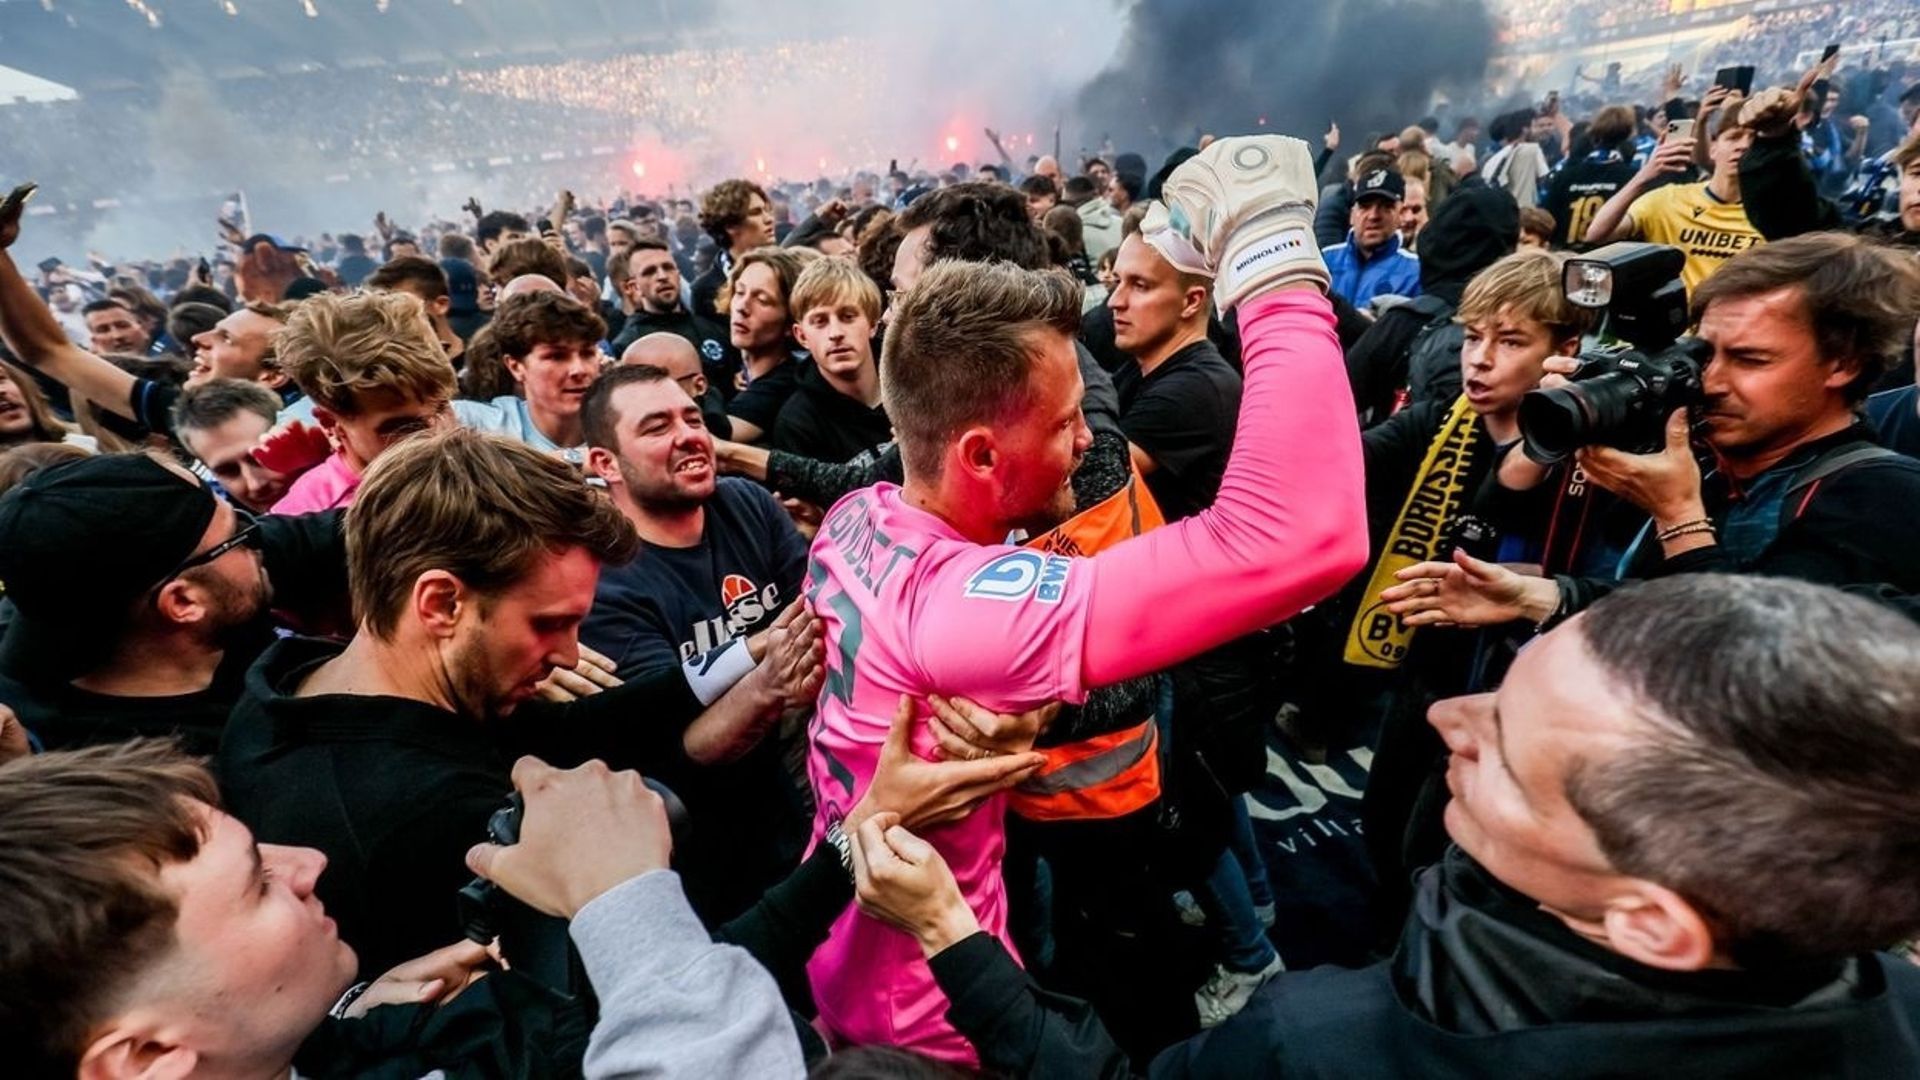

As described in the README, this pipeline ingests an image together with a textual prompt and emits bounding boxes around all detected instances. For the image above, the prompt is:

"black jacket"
[770,362,891,463]
[689,255,732,322]
[1345,186,1520,423]
[1739,129,1920,249]
[217,635,704,979]
[765,342,1126,511]
[934,849,1920,1079]
[0,509,347,754]
[608,306,733,366]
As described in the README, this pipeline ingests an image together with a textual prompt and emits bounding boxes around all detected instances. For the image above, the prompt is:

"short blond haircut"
[277,290,456,415]
[789,255,882,325]
[1455,249,1592,341]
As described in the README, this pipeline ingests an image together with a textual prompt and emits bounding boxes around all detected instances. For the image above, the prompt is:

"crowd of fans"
[447,37,879,142]
[9,13,1920,1080]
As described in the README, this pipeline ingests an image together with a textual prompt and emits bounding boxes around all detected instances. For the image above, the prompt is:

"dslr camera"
[457,779,691,993]
[1518,242,1713,464]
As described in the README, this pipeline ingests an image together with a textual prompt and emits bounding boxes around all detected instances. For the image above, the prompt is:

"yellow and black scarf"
[1344,395,1480,669]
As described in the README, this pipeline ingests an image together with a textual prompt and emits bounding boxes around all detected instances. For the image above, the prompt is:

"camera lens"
[1519,371,1643,463]
[1518,386,1594,463]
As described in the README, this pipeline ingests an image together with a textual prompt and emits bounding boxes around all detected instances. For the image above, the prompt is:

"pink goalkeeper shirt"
[803,288,1370,1063]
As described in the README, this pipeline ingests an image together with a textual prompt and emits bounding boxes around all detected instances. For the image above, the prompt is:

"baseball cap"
[0,454,216,630]
[1354,169,1406,205]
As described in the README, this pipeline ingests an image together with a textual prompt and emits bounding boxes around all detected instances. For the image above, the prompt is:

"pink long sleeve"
[1080,287,1368,687]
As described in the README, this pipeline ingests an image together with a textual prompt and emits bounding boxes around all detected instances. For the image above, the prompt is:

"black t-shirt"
[0,628,264,755]
[729,355,809,436]
[579,479,811,922]
[1119,340,1243,521]
[1543,151,1638,249]
[771,363,891,464]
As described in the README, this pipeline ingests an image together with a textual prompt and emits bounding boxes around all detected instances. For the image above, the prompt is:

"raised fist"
[1143,135,1328,310]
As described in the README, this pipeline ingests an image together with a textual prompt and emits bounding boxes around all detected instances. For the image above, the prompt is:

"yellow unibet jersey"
[1626,181,1765,294]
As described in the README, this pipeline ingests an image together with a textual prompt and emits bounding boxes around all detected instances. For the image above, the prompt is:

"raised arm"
[1078,137,1369,687]
[1082,290,1366,685]
[1583,139,1689,246]
[0,192,140,420]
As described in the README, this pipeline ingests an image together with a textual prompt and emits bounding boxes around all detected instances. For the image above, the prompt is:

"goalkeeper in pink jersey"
[803,135,1370,1062]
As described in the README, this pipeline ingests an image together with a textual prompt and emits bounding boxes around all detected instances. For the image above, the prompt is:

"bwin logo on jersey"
[963,552,1071,603]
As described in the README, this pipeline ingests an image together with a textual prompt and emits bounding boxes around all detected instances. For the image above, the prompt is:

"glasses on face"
[156,509,263,592]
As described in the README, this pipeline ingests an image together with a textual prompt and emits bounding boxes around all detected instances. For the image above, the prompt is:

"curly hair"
[897,181,1049,270]
[699,179,770,248]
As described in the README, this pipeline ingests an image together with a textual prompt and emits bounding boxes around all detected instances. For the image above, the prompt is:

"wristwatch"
[824,816,853,877]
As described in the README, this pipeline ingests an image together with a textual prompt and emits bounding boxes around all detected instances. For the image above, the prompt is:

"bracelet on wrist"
[1656,518,1716,543]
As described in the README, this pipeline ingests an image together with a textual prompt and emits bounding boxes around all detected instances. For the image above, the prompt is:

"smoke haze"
[11,0,1493,262]
[1076,0,1496,158]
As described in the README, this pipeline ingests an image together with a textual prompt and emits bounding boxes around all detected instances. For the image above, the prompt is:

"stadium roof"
[0,0,720,93]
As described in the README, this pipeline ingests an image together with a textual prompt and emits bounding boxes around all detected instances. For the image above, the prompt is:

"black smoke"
[1075,0,1496,159]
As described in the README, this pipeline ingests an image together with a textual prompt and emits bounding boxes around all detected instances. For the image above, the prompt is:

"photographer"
[1384,234,1920,633]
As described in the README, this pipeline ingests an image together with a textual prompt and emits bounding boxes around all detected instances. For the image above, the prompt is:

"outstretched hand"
[925,694,1057,760]
[345,939,492,1019]
[1380,549,1556,628]
[534,644,623,703]
[849,812,978,957]
[758,597,825,708]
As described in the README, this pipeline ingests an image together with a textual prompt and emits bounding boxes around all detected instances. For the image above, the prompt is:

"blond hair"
[347,427,639,639]
[1455,249,1591,341]
[790,255,883,325]
[277,290,456,415]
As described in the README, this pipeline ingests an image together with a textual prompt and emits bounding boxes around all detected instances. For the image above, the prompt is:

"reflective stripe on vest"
[1008,720,1161,821]
[1006,468,1166,821]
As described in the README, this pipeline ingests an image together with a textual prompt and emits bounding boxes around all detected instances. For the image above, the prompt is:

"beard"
[620,457,711,514]
[445,631,524,720]
[1009,475,1079,538]
[190,564,272,647]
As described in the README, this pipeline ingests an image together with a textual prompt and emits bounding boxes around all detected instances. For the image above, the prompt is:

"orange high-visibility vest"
[1007,468,1166,821]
